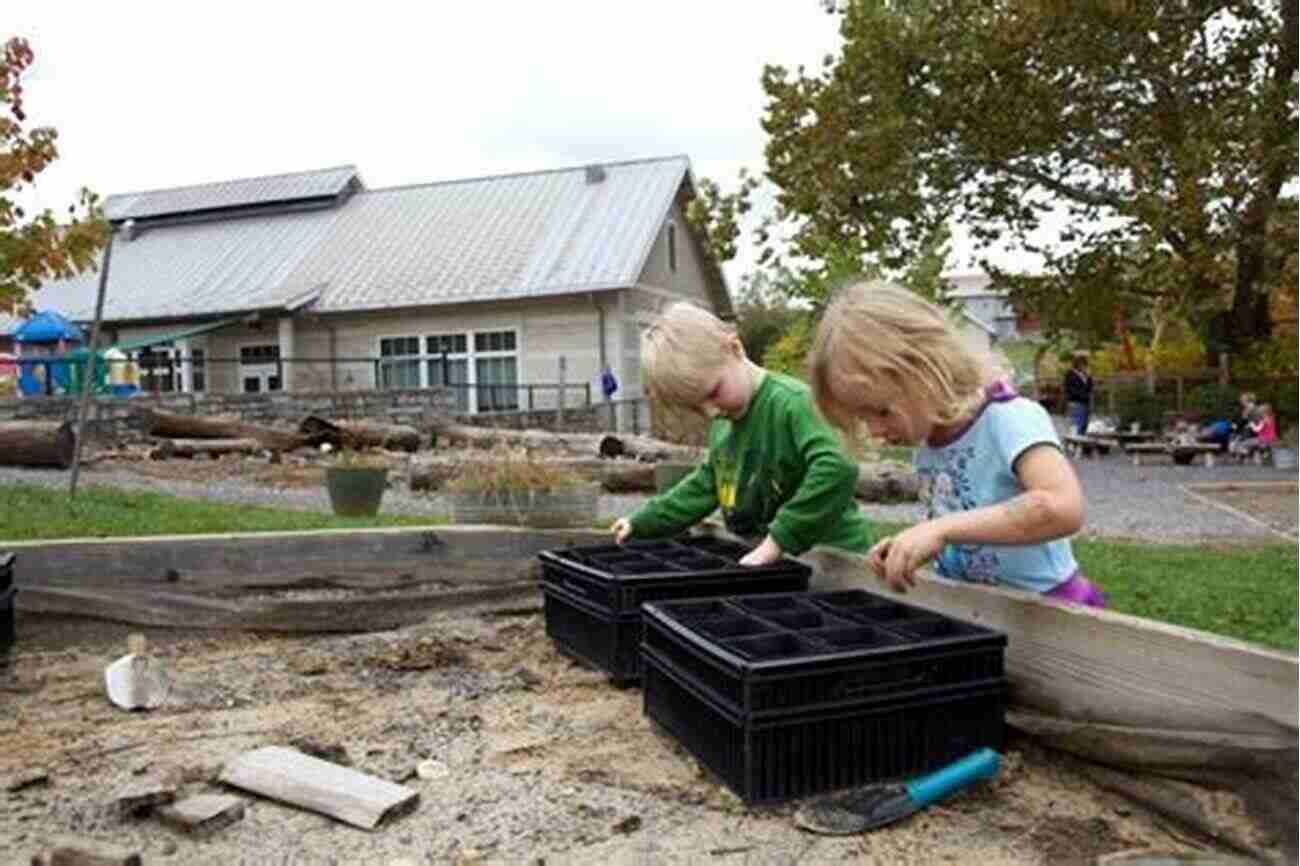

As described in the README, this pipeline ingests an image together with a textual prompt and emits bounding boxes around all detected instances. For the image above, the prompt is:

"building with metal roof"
[32,155,731,412]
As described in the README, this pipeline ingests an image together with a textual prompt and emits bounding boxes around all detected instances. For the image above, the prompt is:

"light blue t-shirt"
[914,397,1078,593]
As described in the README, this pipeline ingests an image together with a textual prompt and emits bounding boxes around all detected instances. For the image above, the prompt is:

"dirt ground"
[1,605,1278,866]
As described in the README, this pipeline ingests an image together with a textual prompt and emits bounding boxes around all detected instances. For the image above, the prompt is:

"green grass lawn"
[0,481,439,541]
[873,521,1296,652]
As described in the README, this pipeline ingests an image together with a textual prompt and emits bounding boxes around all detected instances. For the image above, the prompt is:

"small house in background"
[942,272,1041,341]
[32,155,732,425]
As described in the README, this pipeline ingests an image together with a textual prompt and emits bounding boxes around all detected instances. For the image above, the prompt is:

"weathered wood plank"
[219,745,418,830]
[802,548,1299,763]
[21,581,539,633]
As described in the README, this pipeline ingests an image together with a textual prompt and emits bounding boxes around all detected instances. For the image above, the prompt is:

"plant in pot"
[322,444,390,517]
[443,444,598,528]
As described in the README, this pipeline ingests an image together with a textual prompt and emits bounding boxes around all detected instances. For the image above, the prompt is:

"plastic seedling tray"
[642,645,1005,804]
[640,590,1007,717]
[539,534,812,682]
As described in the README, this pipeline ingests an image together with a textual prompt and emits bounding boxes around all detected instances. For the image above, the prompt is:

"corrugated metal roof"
[35,155,708,324]
[293,155,690,311]
[34,205,343,321]
[105,165,359,222]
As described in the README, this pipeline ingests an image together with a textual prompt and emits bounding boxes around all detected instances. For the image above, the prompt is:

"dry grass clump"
[443,443,590,494]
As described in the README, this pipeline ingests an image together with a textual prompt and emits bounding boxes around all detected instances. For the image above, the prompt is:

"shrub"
[761,313,814,380]
[1186,383,1239,422]
[1111,383,1179,432]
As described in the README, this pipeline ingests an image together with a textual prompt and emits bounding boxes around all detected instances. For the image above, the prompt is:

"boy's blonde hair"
[810,279,995,434]
[641,301,740,408]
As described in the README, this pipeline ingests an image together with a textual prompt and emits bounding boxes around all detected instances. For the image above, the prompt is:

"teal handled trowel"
[794,748,1002,835]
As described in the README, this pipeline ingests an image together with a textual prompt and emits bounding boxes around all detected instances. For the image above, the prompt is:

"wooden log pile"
[0,421,77,469]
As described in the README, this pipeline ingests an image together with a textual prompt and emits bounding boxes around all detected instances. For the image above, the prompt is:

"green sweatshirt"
[629,372,874,555]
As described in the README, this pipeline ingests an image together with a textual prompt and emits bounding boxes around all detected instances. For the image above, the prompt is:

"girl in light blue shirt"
[809,280,1105,607]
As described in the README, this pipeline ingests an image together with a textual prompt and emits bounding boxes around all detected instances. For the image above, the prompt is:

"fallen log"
[855,461,920,502]
[0,420,76,469]
[410,455,655,493]
[427,420,702,462]
[149,437,263,460]
[299,415,421,453]
[132,407,303,452]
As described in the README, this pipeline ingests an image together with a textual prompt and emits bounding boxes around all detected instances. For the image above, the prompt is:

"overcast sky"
[12,2,1017,289]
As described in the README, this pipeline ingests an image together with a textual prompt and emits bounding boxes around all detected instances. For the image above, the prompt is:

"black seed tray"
[642,645,1006,804]
[542,581,644,684]
[640,589,1006,717]
[538,536,813,615]
[539,535,812,682]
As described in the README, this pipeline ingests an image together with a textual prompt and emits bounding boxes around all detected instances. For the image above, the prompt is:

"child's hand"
[611,518,633,544]
[739,535,783,567]
[867,523,946,592]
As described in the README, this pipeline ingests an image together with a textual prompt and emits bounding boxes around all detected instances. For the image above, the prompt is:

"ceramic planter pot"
[325,467,388,517]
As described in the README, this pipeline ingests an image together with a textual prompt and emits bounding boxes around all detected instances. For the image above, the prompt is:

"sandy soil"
[1,605,1274,866]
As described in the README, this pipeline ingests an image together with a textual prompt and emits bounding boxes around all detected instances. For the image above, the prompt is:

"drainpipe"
[326,319,339,390]
[591,292,611,427]
[590,292,607,370]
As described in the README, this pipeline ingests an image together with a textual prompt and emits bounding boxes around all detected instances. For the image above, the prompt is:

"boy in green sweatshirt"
[611,302,873,565]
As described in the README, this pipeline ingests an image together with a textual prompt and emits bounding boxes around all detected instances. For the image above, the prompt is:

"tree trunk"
[427,420,702,462]
[855,461,920,502]
[132,407,304,452]
[149,438,264,460]
[409,456,656,494]
[0,421,77,469]
[299,415,421,453]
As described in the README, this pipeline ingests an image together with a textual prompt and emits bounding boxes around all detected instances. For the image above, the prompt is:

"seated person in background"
[1201,418,1234,452]
[1230,403,1277,459]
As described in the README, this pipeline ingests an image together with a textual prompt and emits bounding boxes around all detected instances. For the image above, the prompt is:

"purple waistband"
[1045,572,1107,609]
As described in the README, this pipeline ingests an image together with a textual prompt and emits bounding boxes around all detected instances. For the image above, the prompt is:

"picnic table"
[1124,440,1222,467]
[1063,433,1116,458]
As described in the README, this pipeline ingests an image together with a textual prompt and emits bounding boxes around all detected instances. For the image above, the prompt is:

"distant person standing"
[1063,352,1093,435]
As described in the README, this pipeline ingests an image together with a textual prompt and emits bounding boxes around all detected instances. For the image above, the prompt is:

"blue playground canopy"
[14,310,85,344]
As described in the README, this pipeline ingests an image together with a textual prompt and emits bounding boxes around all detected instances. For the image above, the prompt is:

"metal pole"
[69,222,117,498]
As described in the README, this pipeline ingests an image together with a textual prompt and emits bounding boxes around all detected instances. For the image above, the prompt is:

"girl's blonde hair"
[641,301,740,408]
[810,279,996,435]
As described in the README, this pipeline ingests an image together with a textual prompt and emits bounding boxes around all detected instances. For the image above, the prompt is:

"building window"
[667,221,677,272]
[239,343,282,393]
[138,343,179,393]
[380,328,518,413]
[190,348,206,392]
[472,330,519,411]
[379,336,421,389]
[425,333,470,413]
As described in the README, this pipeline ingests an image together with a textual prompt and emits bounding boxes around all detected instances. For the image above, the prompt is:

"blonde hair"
[641,301,740,408]
[810,279,996,434]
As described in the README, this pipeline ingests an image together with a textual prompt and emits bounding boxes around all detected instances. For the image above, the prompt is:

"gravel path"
[2,453,1294,543]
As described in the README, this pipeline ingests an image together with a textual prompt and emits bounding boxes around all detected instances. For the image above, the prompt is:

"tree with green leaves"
[694,1,1297,356]
[1,36,106,314]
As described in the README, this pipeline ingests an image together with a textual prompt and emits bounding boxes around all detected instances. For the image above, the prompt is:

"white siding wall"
[194,298,612,410]
[637,198,716,308]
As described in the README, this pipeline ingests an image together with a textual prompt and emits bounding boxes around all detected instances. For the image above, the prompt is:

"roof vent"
[584,164,607,184]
